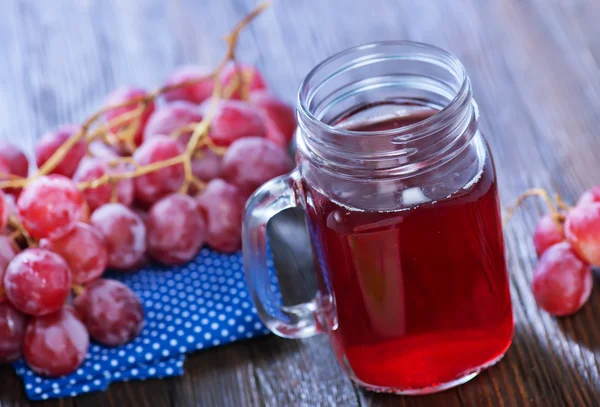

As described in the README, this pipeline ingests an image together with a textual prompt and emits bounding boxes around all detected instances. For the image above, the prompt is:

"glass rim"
[296,40,469,138]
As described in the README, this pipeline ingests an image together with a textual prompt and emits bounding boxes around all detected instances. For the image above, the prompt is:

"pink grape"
[0,302,27,364]
[104,87,156,147]
[132,135,185,205]
[195,179,245,253]
[147,193,206,265]
[90,203,146,270]
[0,142,28,179]
[163,65,214,104]
[220,62,267,99]
[564,202,600,266]
[207,100,265,147]
[191,148,222,183]
[533,214,565,257]
[249,91,296,148]
[40,222,108,284]
[3,194,17,219]
[74,279,144,346]
[143,101,203,145]
[532,242,592,316]
[35,124,87,177]
[4,248,71,316]
[0,235,19,298]
[222,137,293,196]
[73,157,134,211]
[17,175,85,239]
[23,307,88,377]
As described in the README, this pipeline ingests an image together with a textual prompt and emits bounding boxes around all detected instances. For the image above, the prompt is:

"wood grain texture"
[1,0,600,405]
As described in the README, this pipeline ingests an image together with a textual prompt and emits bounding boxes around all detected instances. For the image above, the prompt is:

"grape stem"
[0,1,272,193]
[7,215,36,247]
[503,188,568,227]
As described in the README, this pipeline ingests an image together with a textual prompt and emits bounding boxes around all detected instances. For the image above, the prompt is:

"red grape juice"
[304,107,513,392]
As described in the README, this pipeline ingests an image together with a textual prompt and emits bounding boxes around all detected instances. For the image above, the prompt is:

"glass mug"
[243,42,514,395]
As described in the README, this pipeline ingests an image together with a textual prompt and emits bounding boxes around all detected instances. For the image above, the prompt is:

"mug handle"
[243,168,320,339]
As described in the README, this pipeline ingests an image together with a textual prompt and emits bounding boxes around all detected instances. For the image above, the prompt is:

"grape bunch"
[511,188,600,317]
[0,3,290,378]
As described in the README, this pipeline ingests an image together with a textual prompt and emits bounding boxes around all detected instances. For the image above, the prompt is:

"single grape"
[143,101,203,146]
[4,248,71,316]
[23,307,88,377]
[578,185,600,206]
[532,242,592,316]
[0,235,19,298]
[147,193,206,264]
[104,87,156,147]
[40,222,107,284]
[533,214,565,257]
[249,91,296,148]
[163,65,214,104]
[0,302,27,364]
[195,179,245,253]
[0,142,28,189]
[90,203,146,270]
[35,124,87,178]
[207,100,265,147]
[73,157,134,211]
[17,175,85,239]
[564,202,600,266]
[191,148,222,183]
[220,62,267,99]
[74,279,144,346]
[132,135,185,205]
[221,137,293,196]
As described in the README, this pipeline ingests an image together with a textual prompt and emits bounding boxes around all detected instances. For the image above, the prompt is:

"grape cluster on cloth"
[12,248,272,400]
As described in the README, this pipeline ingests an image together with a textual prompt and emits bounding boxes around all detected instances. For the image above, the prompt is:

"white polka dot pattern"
[13,248,270,400]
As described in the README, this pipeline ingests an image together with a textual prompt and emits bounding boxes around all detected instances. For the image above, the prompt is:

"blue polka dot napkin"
[12,248,272,401]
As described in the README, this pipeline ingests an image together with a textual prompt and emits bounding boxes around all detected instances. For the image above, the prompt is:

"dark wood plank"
[3,0,600,406]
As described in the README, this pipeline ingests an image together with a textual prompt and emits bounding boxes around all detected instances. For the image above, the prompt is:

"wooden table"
[2,0,600,405]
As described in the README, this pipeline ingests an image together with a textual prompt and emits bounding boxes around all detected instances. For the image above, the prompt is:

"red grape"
[207,100,265,147]
[90,203,146,270]
[249,91,296,148]
[132,135,185,205]
[104,87,156,147]
[40,222,107,284]
[147,193,206,265]
[222,137,292,196]
[73,157,134,211]
[0,236,19,298]
[578,185,600,206]
[4,248,71,316]
[191,148,222,183]
[532,242,592,316]
[35,124,86,177]
[0,142,28,182]
[23,307,88,377]
[163,65,214,104]
[564,203,600,266]
[143,101,203,145]
[74,279,144,346]
[17,175,85,239]
[0,302,27,364]
[220,62,267,99]
[195,179,245,253]
[533,214,565,257]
